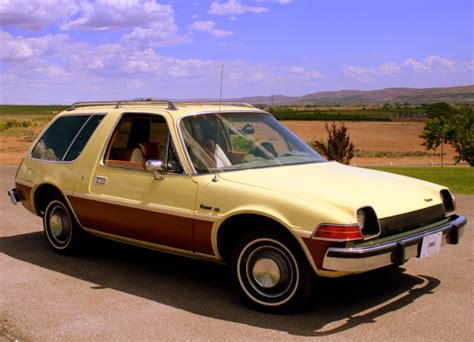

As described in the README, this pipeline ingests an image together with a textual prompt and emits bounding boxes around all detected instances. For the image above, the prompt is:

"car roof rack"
[66,99,178,111]
[66,99,256,111]
[174,101,256,108]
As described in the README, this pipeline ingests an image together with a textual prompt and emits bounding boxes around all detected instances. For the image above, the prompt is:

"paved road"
[0,164,473,341]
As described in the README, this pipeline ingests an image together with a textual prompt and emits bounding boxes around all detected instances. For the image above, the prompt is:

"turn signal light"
[313,224,363,241]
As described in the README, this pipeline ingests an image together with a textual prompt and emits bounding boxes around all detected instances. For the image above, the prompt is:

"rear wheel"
[43,200,85,255]
[231,231,314,313]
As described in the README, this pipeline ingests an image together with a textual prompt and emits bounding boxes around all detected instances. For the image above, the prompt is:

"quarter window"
[64,115,104,161]
[31,115,104,161]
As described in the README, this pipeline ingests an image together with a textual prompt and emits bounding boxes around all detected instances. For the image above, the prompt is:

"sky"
[0,0,473,104]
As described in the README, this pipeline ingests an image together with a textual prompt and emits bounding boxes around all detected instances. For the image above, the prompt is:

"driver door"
[71,112,198,252]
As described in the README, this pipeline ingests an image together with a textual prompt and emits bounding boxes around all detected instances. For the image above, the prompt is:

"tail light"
[313,224,362,241]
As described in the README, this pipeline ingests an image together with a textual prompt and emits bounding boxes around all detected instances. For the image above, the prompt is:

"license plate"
[419,232,443,258]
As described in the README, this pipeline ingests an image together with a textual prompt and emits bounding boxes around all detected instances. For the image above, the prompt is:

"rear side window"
[31,114,104,161]
[64,115,104,161]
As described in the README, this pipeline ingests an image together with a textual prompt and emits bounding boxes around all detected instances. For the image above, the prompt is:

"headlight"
[357,209,366,229]
[440,190,456,215]
[357,207,381,239]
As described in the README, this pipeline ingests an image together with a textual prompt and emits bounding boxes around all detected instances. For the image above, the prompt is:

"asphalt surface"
[0,164,473,341]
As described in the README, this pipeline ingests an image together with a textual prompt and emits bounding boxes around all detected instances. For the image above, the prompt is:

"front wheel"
[43,200,85,255]
[231,232,314,313]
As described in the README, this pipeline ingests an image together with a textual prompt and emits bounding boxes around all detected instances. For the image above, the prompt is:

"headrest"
[200,139,216,153]
[137,142,160,159]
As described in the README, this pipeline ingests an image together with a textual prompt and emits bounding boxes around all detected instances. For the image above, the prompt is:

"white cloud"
[69,0,167,31]
[0,1,188,48]
[209,0,268,16]
[60,0,174,32]
[344,56,460,82]
[400,59,429,73]
[342,66,375,83]
[0,30,322,101]
[34,65,73,80]
[120,48,216,78]
[424,55,456,71]
[288,66,323,80]
[0,0,78,31]
[191,21,233,38]
[256,0,291,4]
[121,21,189,47]
[0,31,68,62]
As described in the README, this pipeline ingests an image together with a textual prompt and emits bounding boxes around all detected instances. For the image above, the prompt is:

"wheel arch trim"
[31,182,81,224]
[212,209,324,275]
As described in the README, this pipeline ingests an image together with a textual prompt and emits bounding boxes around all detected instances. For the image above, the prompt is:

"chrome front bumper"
[323,215,467,272]
[7,188,20,205]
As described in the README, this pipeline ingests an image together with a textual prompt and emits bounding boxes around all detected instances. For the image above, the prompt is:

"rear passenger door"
[70,113,198,252]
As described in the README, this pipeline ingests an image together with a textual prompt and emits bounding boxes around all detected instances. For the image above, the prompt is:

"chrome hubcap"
[252,258,281,288]
[48,206,72,245]
[243,244,295,300]
[50,214,64,237]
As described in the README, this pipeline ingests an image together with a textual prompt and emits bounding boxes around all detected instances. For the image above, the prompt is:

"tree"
[420,102,456,165]
[312,122,355,164]
[420,103,474,166]
[449,106,474,166]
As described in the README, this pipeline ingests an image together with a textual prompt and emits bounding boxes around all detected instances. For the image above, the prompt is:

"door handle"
[93,176,108,184]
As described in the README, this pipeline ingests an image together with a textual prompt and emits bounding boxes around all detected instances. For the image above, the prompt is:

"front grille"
[379,204,445,236]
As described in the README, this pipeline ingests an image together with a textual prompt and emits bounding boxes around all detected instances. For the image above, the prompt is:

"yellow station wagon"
[8,100,467,312]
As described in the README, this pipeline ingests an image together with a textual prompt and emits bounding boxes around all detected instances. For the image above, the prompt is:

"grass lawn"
[370,167,474,195]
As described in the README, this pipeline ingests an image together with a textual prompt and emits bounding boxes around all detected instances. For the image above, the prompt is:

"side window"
[64,115,104,161]
[105,114,182,172]
[31,115,89,161]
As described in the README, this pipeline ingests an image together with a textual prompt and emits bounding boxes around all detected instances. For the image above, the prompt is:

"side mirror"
[241,123,255,135]
[145,159,165,180]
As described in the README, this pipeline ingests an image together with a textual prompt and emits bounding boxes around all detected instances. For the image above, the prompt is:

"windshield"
[180,112,325,173]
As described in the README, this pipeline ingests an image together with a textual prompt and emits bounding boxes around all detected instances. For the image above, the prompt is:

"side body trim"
[67,195,216,256]
[84,228,221,263]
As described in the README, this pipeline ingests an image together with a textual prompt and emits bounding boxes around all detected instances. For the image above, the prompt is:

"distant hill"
[234,85,474,105]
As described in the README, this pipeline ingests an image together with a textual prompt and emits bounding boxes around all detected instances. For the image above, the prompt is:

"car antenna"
[218,63,224,113]
[213,64,224,183]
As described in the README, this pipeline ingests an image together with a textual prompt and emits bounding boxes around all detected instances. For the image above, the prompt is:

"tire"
[43,199,86,255]
[231,231,314,313]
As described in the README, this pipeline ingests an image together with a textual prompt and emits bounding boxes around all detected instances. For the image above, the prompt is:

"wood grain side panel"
[193,219,214,255]
[16,183,33,211]
[68,196,195,252]
[302,238,342,270]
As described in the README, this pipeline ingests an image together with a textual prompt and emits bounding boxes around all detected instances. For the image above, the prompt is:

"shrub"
[0,119,32,131]
[312,122,355,164]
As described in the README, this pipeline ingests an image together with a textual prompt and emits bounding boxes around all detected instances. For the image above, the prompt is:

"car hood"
[219,162,444,219]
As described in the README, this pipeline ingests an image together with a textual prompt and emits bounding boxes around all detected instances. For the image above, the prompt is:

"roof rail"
[174,101,256,108]
[66,99,177,111]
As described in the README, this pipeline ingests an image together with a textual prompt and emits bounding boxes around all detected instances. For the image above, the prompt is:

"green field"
[269,106,426,121]
[0,105,426,121]
[0,105,67,118]
[370,167,474,194]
